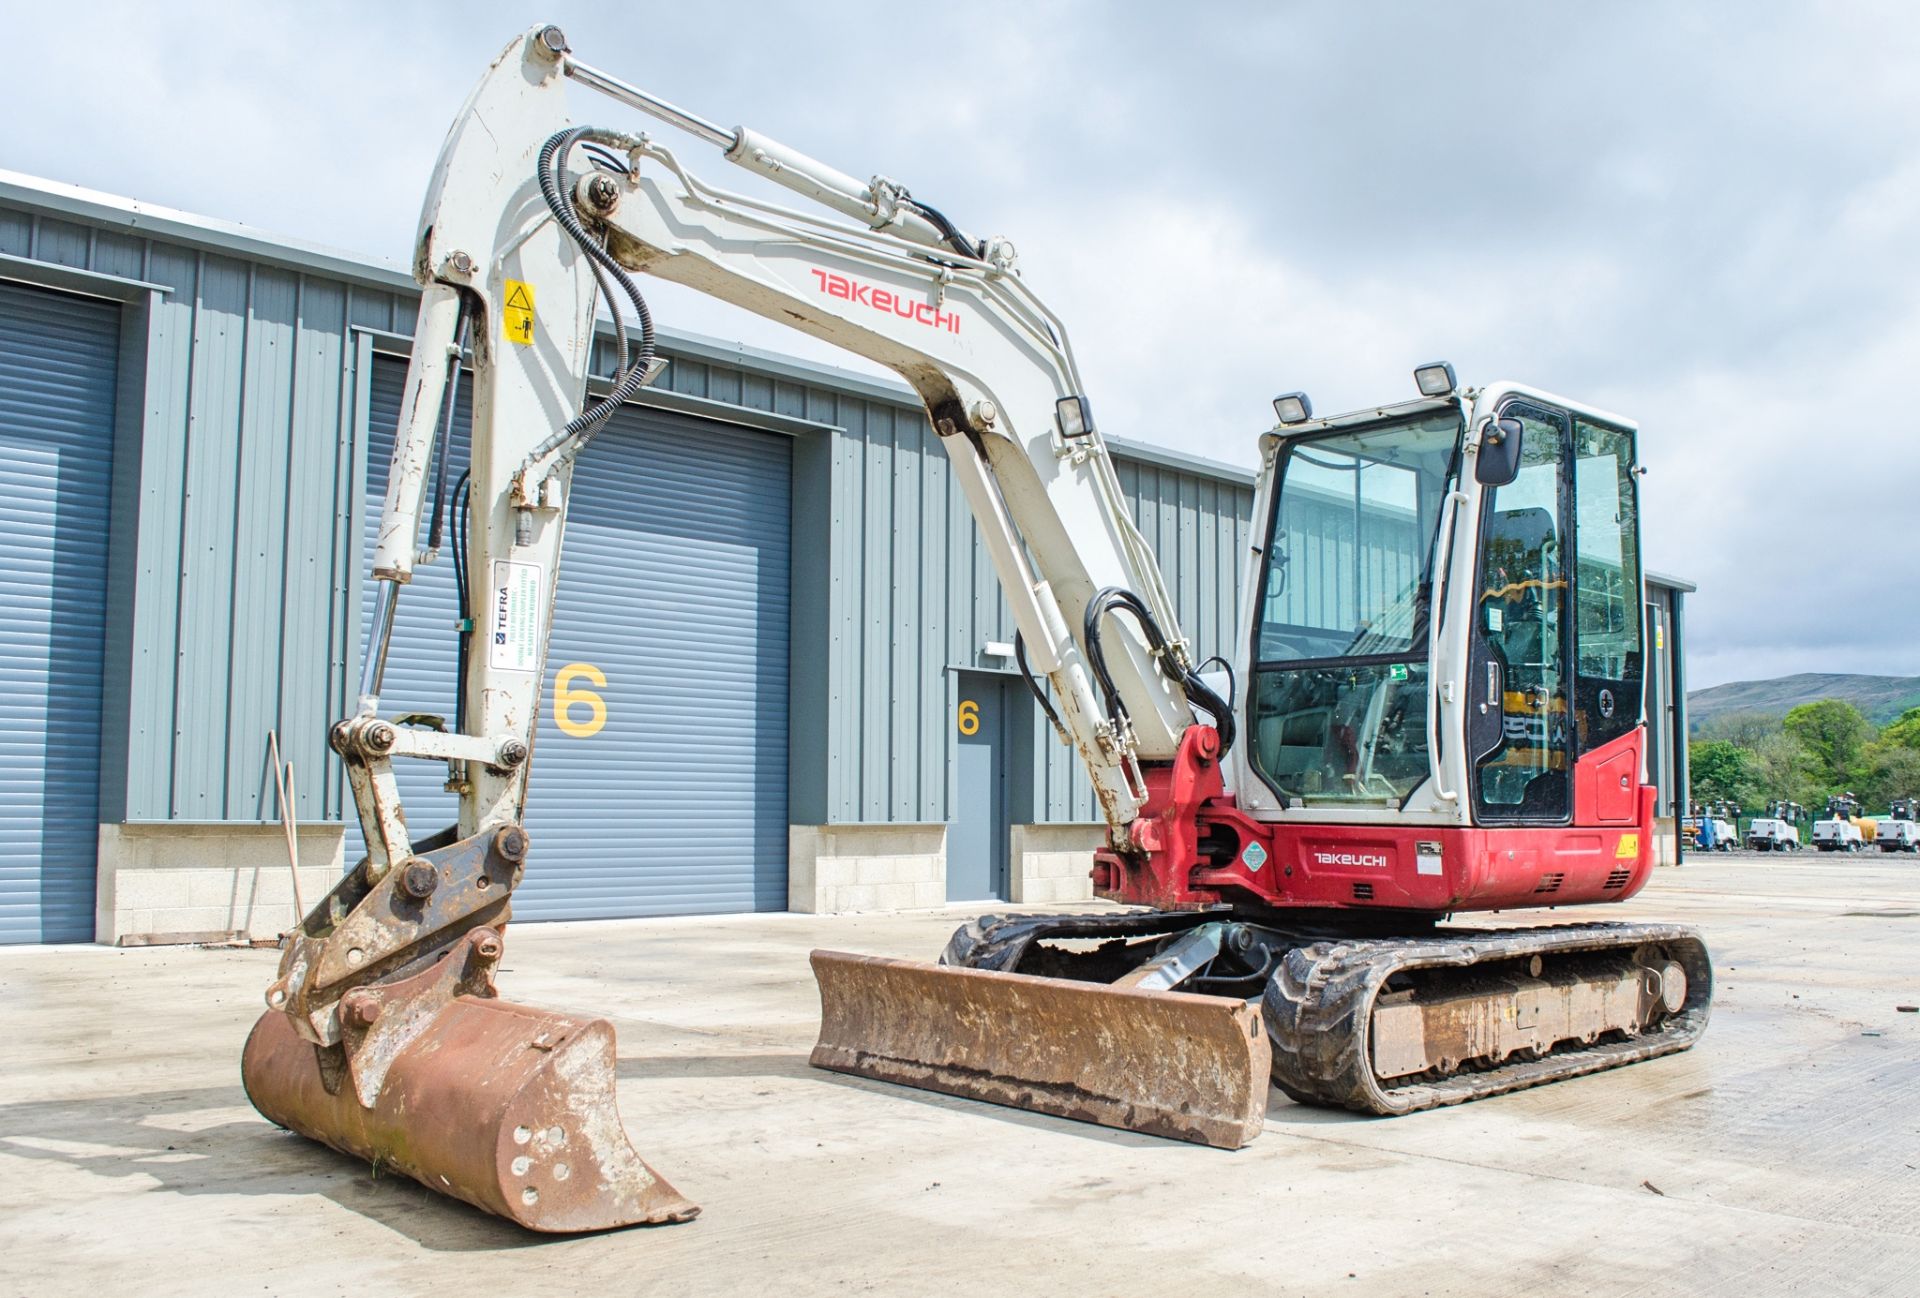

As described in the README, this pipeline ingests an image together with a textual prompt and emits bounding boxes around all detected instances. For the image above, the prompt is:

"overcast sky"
[11,2,1918,688]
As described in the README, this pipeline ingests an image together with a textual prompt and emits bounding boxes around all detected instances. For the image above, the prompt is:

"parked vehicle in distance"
[1876,796,1919,853]
[1812,794,1869,852]
[1688,800,1739,852]
[1746,799,1804,852]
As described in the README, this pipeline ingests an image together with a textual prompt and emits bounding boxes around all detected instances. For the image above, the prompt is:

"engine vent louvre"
[1603,868,1633,890]
[1351,882,1374,901]
[1534,873,1566,895]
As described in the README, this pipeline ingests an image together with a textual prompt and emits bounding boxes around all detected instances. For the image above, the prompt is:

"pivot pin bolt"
[398,858,438,901]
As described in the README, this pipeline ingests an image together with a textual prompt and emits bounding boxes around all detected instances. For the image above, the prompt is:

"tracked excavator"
[242,25,1712,1232]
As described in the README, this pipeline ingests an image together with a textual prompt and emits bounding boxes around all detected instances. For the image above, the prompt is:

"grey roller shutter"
[359,356,790,918]
[0,282,117,944]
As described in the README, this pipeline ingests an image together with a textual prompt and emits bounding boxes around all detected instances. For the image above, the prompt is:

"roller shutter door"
[0,282,117,944]
[359,355,790,918]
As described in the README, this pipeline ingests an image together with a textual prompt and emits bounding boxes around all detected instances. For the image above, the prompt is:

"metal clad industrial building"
[0,171,1694,943]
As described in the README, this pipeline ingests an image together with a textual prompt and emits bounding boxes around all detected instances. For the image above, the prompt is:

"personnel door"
[949,672,1011,901]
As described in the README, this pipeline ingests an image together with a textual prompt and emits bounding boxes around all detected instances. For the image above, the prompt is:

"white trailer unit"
[1745,817,1801,851]
[1877,797,1919,853]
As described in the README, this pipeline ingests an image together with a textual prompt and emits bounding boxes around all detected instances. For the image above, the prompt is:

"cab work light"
[1414,361,1457,397]
[1271,392,1313,425]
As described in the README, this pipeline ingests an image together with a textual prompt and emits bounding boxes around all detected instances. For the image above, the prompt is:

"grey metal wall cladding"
[358,357,791,918]
[809,399,1256,828]
[0,198,414,826]
[0,282,116,943]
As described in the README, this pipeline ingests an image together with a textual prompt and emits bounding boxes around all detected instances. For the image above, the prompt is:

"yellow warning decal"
[1615,833,1640,859]
[503,279,535,346]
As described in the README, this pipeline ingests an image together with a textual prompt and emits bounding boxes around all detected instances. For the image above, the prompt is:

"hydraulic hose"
[523,126,659,469]
[1082,587,1237,754]
[1013,632,1066,739]
[899,195,982,261]
[452,473,472,735]
[423,303,472,555]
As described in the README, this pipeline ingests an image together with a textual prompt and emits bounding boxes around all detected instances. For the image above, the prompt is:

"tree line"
[1690,700,1920,813]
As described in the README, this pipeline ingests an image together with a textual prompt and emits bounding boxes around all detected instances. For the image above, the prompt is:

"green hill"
[1688,673,1920,733]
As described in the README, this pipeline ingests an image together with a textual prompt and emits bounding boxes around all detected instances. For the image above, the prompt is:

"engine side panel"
[1094,727,1656,915]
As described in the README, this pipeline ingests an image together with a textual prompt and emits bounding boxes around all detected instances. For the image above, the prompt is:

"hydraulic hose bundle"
[527,126,660,468]
[1082,586,1236,754]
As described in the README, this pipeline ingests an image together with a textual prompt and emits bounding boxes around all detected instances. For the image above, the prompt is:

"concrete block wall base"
[96,823,345,945]
[1011,823,1102,904]
[788,824,947,913]
[1653,818,1681,868]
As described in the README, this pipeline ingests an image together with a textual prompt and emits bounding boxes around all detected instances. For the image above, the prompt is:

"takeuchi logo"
[1313,850,1389,869]
[811,269,960,333]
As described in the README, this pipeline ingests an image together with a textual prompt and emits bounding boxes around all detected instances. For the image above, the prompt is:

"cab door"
[1568,416,1645,823]
[1468,400,1573,824]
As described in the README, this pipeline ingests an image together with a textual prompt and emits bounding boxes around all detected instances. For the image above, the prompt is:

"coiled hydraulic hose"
[522,126,659,470]
[1082,587,1237,754]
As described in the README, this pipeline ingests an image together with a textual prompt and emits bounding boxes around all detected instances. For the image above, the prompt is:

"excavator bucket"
[809,950,1270,1149]
[242,927,697,1233]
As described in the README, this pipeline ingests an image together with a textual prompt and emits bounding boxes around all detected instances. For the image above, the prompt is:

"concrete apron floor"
[2,862,1917,1297]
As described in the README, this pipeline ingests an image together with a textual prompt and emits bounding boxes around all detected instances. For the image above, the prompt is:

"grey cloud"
[8,0,1916,687]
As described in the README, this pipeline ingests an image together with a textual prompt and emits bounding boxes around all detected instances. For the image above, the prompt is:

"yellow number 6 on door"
[555,662,608,738]
[957,698,979,736]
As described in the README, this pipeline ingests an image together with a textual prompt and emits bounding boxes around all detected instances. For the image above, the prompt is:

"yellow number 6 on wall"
[554,662,608,738]
[957,698,979,736]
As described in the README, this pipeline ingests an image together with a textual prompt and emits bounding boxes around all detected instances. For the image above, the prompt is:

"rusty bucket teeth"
[243,997,698,1233]
[808,950,1270,1149]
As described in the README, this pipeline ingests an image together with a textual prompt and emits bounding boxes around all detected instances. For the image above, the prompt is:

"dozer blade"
[809,950,1270,1149]
[243,992,698,1232]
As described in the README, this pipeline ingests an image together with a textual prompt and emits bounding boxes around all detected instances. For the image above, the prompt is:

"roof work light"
[1413,362,1457,397]
[1271,392,1313,425]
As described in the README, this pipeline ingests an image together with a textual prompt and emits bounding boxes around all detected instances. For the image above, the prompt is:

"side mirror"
[1475,416,1525,486]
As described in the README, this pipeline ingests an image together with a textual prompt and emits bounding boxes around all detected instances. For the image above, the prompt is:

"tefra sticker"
[489,560,541,672]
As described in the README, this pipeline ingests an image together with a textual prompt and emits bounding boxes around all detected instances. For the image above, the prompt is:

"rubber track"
[1263,922,1714,1115]
[945,913,1714,1118]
